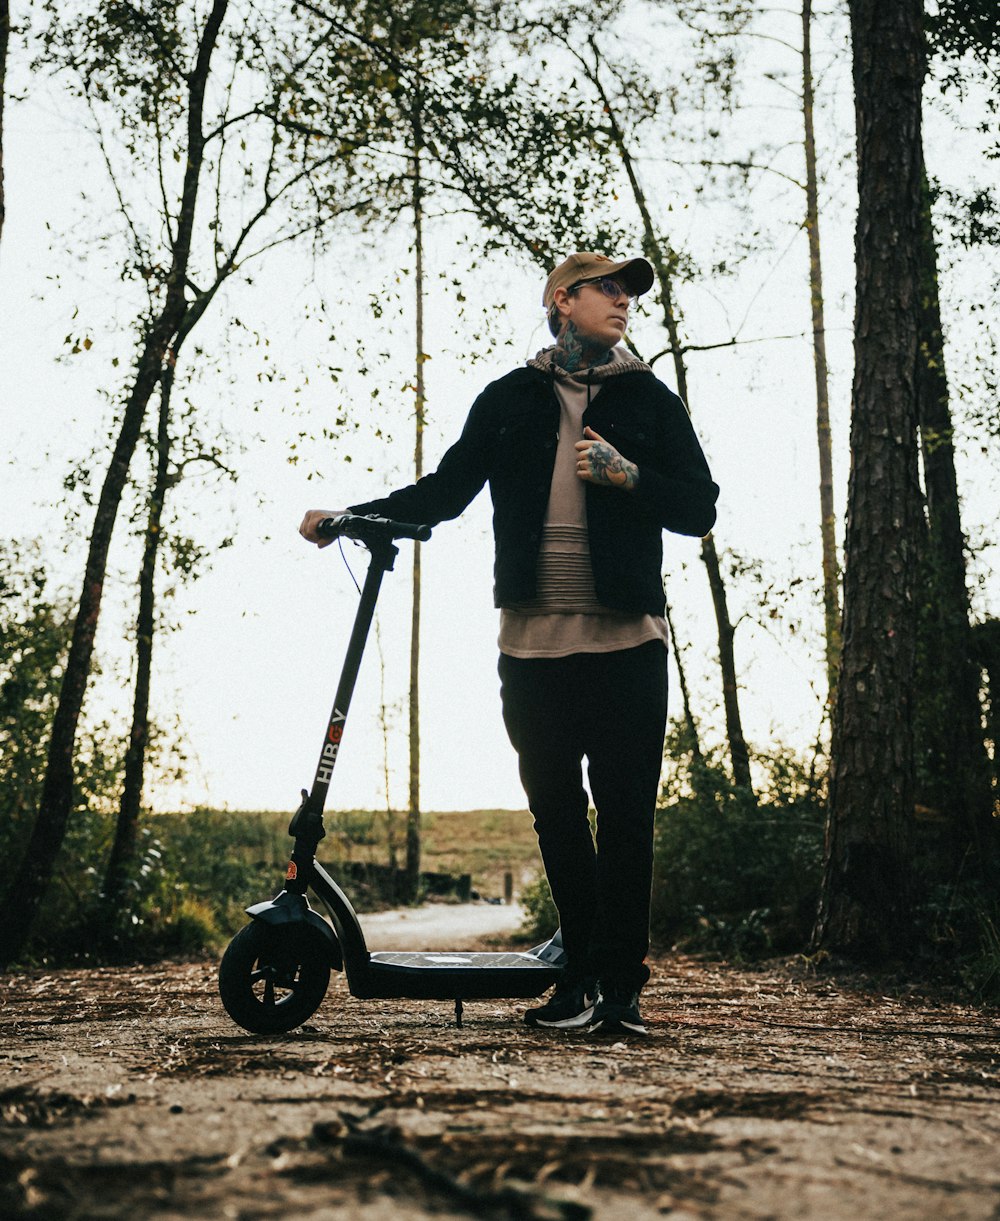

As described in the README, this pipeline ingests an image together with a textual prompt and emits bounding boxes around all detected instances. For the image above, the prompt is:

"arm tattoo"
[585,442,639,490]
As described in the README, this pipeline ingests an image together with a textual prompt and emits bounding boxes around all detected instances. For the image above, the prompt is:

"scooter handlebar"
[317,513,432,544]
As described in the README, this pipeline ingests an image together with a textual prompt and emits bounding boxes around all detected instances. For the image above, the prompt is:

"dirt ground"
[2,909,1000,1220]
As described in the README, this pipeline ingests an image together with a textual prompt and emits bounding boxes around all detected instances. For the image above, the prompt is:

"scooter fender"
[246,890,343,971]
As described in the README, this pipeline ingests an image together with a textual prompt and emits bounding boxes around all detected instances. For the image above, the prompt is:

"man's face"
[554,278,631,347]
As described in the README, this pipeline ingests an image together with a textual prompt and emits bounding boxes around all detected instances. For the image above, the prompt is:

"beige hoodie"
[498,346,669,659]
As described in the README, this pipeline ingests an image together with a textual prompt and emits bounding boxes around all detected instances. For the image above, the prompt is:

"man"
[300,251,718,1036]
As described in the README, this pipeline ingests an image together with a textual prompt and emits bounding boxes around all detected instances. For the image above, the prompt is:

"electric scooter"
[218,512,565,1034]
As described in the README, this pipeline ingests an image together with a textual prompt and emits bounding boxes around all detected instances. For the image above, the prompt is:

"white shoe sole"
[588,1014,647,1035]
[526,994,596,1029]
[532,1005,596,1030]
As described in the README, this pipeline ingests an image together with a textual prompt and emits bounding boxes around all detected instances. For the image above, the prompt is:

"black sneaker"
[524,978,596,1029]
[588,981,647,1035]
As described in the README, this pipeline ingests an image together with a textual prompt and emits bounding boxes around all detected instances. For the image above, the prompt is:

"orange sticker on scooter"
[285,861,297,881]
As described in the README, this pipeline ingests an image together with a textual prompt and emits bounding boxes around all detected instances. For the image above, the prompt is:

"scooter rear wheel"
[219,921,331,1034]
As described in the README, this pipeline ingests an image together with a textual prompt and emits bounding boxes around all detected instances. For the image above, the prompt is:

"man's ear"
[551,285,572,320]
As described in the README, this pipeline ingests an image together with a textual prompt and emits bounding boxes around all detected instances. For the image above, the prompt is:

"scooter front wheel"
[219,921,331,1034]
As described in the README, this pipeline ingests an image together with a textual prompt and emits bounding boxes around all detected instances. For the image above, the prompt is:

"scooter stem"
[287,537,399,869]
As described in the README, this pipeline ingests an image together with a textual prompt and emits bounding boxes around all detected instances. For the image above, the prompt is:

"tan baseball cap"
[542,252,654,308]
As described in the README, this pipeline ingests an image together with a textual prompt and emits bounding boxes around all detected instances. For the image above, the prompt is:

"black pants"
[498,640,668,991]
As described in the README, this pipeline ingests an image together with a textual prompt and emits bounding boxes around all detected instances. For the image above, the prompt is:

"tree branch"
[645,327,815,365]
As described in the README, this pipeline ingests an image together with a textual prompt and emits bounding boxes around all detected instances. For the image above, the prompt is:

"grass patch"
[414,808,541,895]
[177,805,542,911]
[13,806,543,966]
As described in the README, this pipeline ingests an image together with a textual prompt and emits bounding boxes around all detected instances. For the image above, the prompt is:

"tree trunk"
[587,50,754,796]
[663,590,704,770]
[406,100,425,902]
[913,170,995,874]
[813,0,926,959]
[802,0,842,704]
[639,206,752,796]
[0,0,229,968]
[699,533,751,791]
[0,325,175,967]
[102,366,174,908]
[0,0,10,252]
[649,247,753,796]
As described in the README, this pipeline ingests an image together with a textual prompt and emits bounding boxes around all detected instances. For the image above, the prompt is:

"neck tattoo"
[552,321,612,373]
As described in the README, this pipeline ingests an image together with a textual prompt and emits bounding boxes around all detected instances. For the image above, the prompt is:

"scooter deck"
[355,949,560,1000]
[298,867,565,1001]
[370,950,555,969]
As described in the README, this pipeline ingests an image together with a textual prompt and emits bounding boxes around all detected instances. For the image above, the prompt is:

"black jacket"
[350,365,719,616]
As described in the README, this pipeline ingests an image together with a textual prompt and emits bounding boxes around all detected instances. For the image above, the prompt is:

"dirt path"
[361,901,526,950]
[2,936,999,1219]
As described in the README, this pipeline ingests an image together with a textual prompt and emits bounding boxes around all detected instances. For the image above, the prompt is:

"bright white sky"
[1,6,996,818]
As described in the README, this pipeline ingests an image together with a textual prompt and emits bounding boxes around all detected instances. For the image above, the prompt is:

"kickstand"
[454,998,464,1028]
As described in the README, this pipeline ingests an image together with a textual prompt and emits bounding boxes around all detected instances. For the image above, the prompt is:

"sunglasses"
[569,276,638,303]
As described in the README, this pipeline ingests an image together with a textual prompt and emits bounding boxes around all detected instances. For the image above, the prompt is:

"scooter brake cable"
[337,536,364,596]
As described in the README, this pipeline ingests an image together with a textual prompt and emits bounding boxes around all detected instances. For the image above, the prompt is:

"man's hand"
[575,427,639,491]
[299,508,348,548]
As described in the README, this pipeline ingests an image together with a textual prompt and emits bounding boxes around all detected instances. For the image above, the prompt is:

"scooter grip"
[392,521,433,542]
[316,516,346,539]
[316,514,432,543]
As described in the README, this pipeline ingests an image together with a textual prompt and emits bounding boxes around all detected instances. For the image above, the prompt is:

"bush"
[965,901,1000,1003]
[0,544,276,963]
[917,880,1000,1002]
[651,722,825,959]
[0,546,121,871]
[515,727,826,962]
[518,872,559,943]
[1,545,128,962]
[86,809,290,960]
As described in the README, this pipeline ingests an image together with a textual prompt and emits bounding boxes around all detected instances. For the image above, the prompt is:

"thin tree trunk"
[406,99,425,902]
[662,591,716,814]
[0,0,10,252]
[813,0,925,959]
[0,325,173,966]
[663,591,703,769]
[586,52,753,796]
[914,169,995,874]
[102,365,174,908]
[699,537,751,790]
[972,620,1000,803]
[374,618,398,875]
[802,0,842,703]
[0,0,229,968]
